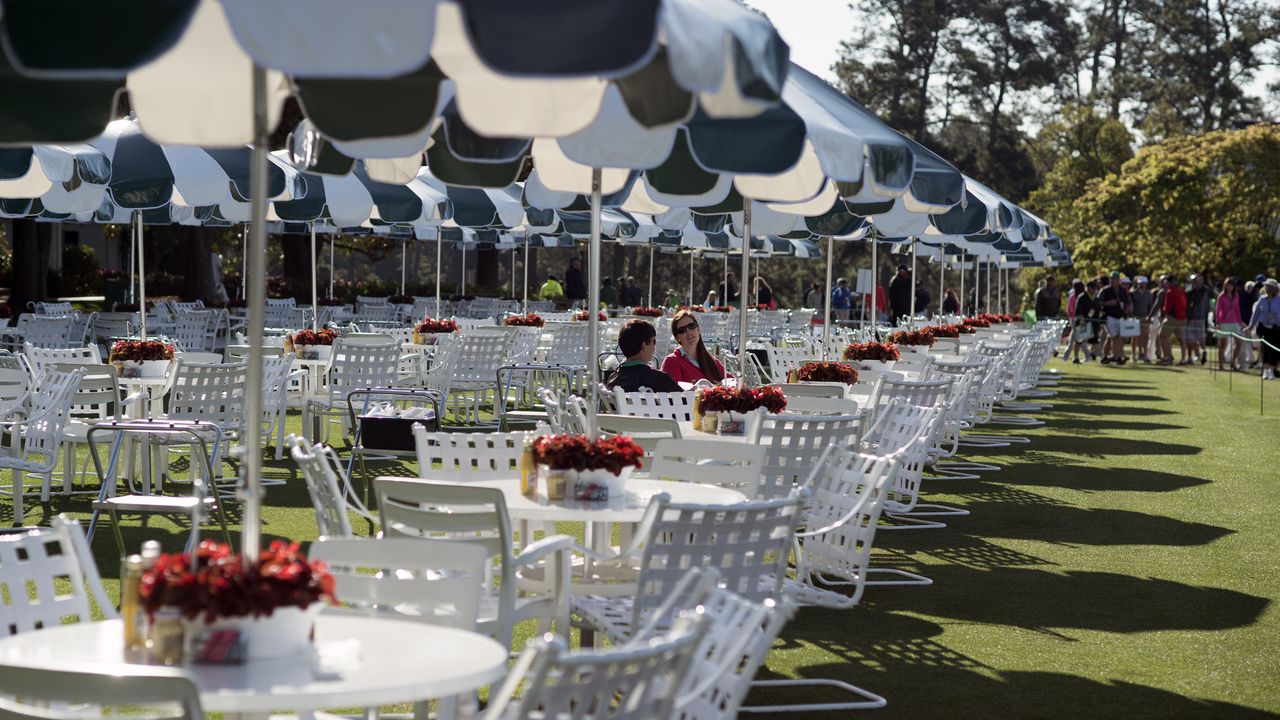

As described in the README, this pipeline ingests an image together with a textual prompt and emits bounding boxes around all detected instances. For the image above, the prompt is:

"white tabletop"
[674,422,756,443]
[455,477,746,522]
[0,615,506,713]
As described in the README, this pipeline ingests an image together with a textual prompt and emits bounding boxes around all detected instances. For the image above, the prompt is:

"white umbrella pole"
[136,212,147,341]
[688,252,694,305]
[823,235,833,360]
[870,234,878,334]
[310,223,318,331]
[986,260,991,313]
[509,246,515,300]
[939,256,945,317]
[723,252,728,305]
[909,237,917,325]
[241,65,270,564]
[240,223,247,301]
[959,257,966,317]
[328,234,334,299]
[400,243,407,296]
[522,233,529,311]
[738,201,751,378]
[128,223,135,304]
[586,168,603,438]
[647,244,654,307]
[460,244,466,296]
[435,230,442,317]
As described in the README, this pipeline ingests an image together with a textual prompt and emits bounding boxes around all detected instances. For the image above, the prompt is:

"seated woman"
[606,320,682,392]
[660,310,728,385]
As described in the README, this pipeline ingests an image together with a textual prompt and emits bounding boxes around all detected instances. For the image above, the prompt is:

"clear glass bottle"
[121,554,145,661]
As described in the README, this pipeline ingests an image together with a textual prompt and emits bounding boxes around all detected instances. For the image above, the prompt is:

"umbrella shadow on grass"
[996,461,1211,494]
[1042,417,1190,435]
[956,502,1232,546]
[1043,402,1177,417]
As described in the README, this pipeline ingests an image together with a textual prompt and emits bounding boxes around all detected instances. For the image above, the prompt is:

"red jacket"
[660,350,727,384]
[1163,285,1187,320]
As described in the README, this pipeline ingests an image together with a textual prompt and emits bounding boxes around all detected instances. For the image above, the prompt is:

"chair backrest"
[483,613,707,720]
[260,353,296,410]
[447,332,512,384]
[756,413,862,500]
[763,345,820,384]
[631,491,803,625]
[771,381,845,398]
[861,399,942,512]
[546,322,591,366]
[224,344,284,362]
[0,515,116,637]
[412,427,530,482]
[613,389,698,423]
[309,537,486,630]
[596,414,681,459]
[0,358,29,416]
[33,301,72,315]
[169,310,214,352]
[55,362,123,423]
[324,339,401,402]
[289,437,368,538]
[865,376,952,423]
[649,439,766,499]
[539,389,588,434]
[794,448,897,607]
[166,360,247,431]
[22,342,101,376]
[173,351,223,365]
[20,315,76,349]
[16,368,84,467]
[783,395,861,416]
[0,664,203,720]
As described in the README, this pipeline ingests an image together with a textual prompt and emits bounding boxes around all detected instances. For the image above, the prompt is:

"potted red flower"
[929,324,962,338]
[532,434,645,500]
[888,328,936,348]
[504,313,545,328]
[630,306,663,318]
[574,310,608,322]
[140,540,335,661]
[414,317,459,344]
[289,328,339,360]
[842,342,901,373]
[695,385,787,434]
[793,361,859,385]
[963,317,992,329]
[110,340,175,379]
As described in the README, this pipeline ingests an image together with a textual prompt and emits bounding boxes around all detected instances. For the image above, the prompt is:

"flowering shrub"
[796,361,858,385]
[318,297,346,307]
[532,434,645,476]
[712,306,734,313]
[842,342,901,362]
[574,310,607,321]
[140,540,336,623]
[699,385,788,414]
[415,318,459,334]
[631,307,663,317]
[110,340,174,362]
[963,317,991,328]
[505,313,545,328]
[888,328,936,347]
[293,328,339,346]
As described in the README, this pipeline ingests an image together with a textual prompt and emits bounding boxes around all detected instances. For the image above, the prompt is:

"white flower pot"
[565,466,634,499]
[296,345,332,361]
[853,359,897,373]
[116,359,170,379]
[191,603,323,661]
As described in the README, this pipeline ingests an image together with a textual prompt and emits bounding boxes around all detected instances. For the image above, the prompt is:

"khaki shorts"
[1161,319,1185,336]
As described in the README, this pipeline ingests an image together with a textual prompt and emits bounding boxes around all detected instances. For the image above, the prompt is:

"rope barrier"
[1206,327,1278,414]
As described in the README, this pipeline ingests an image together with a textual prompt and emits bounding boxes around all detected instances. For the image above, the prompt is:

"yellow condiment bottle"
[121,554,145,660]
[519,437,536,496]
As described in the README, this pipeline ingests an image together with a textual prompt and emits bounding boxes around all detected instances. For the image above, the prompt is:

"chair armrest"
[511,533,576,568]
[121,391,150,407]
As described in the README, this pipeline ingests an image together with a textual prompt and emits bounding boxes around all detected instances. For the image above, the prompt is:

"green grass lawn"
[9,358,1280,718]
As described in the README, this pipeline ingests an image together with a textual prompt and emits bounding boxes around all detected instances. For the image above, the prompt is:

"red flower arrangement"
[631,307,663,318]
[796,361,858,385]
[110,340,175,362]
[756,304,770,311]
[389,294,414,305]
[677,305,707,313]
[963,317,991,328]
[574,310,608,321]
[140,540,336,623]
[976,313,1019,324]
[505,313,545,328]
[888,328,936,347]
[842,342,901,362]
[532,434,645,476]
[929,324,963,338]
[318,297,346,307]
[415,318,459,334]
[293,328,339,346]
[712,306,734,313]
[699,385,788,414]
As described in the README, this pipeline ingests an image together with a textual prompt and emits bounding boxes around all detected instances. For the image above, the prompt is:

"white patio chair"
[288,436,377,538]
[756,412,862,500]
[612,389,698,422]
[259,353,304,460]
[20,315,76,349]
[411,426,529,483]
[21,342,101,377]
[56,361,147,494]
[763,344,820,384]
[375,477,574,649]
[0,367,85,521]
[861,398,963,530]
[0,514,116,637]
[305,338,400,443]
[157,359,247,486]
[425,332,511,424]
[32,301,72,315]
[481,611,707,720]
[0,664,202,720]
[538,388,588,434]
[649,438,766,499]
[0,353,30,416]
[570,490,803,643]
[168,310,215,352]
[596,414,681,461]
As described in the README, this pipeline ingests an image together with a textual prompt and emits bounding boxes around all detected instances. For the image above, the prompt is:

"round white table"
[465,477,746,523]
[0,615,506,715]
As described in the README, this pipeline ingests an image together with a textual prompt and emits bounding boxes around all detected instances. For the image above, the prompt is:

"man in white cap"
[1130,276,1153,361]
[1246,277,1280,379]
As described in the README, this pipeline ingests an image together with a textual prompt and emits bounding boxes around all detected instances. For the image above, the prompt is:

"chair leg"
[109,508,127,560]
[742,678,887,713]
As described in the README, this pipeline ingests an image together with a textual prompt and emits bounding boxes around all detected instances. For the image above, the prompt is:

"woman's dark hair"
[669,310,723,383]
[617,320,656,357]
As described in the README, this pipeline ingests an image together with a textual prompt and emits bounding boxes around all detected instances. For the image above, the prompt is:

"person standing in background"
[1186,273,1210,364]
[942,288,960,315]
[718,271,741,304]
[1214,277,1243,371]
[888,264,912,324]
[1158,275,1189,366]
[805,282,824,311]
[1035,276,1062,319]
[1129,276,1153,362]
[1246,278,1280,380]
[564,257,587,308]
[755,276,775,309]
[830,278,853,321]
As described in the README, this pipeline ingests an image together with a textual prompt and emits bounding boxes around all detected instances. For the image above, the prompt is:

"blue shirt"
[1251,294,1280,328]
[831,286,853,310]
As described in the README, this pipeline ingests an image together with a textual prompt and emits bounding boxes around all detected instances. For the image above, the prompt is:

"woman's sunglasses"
[675,321,699,335]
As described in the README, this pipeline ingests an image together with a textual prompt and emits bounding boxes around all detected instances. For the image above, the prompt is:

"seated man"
[606,320,681,392]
